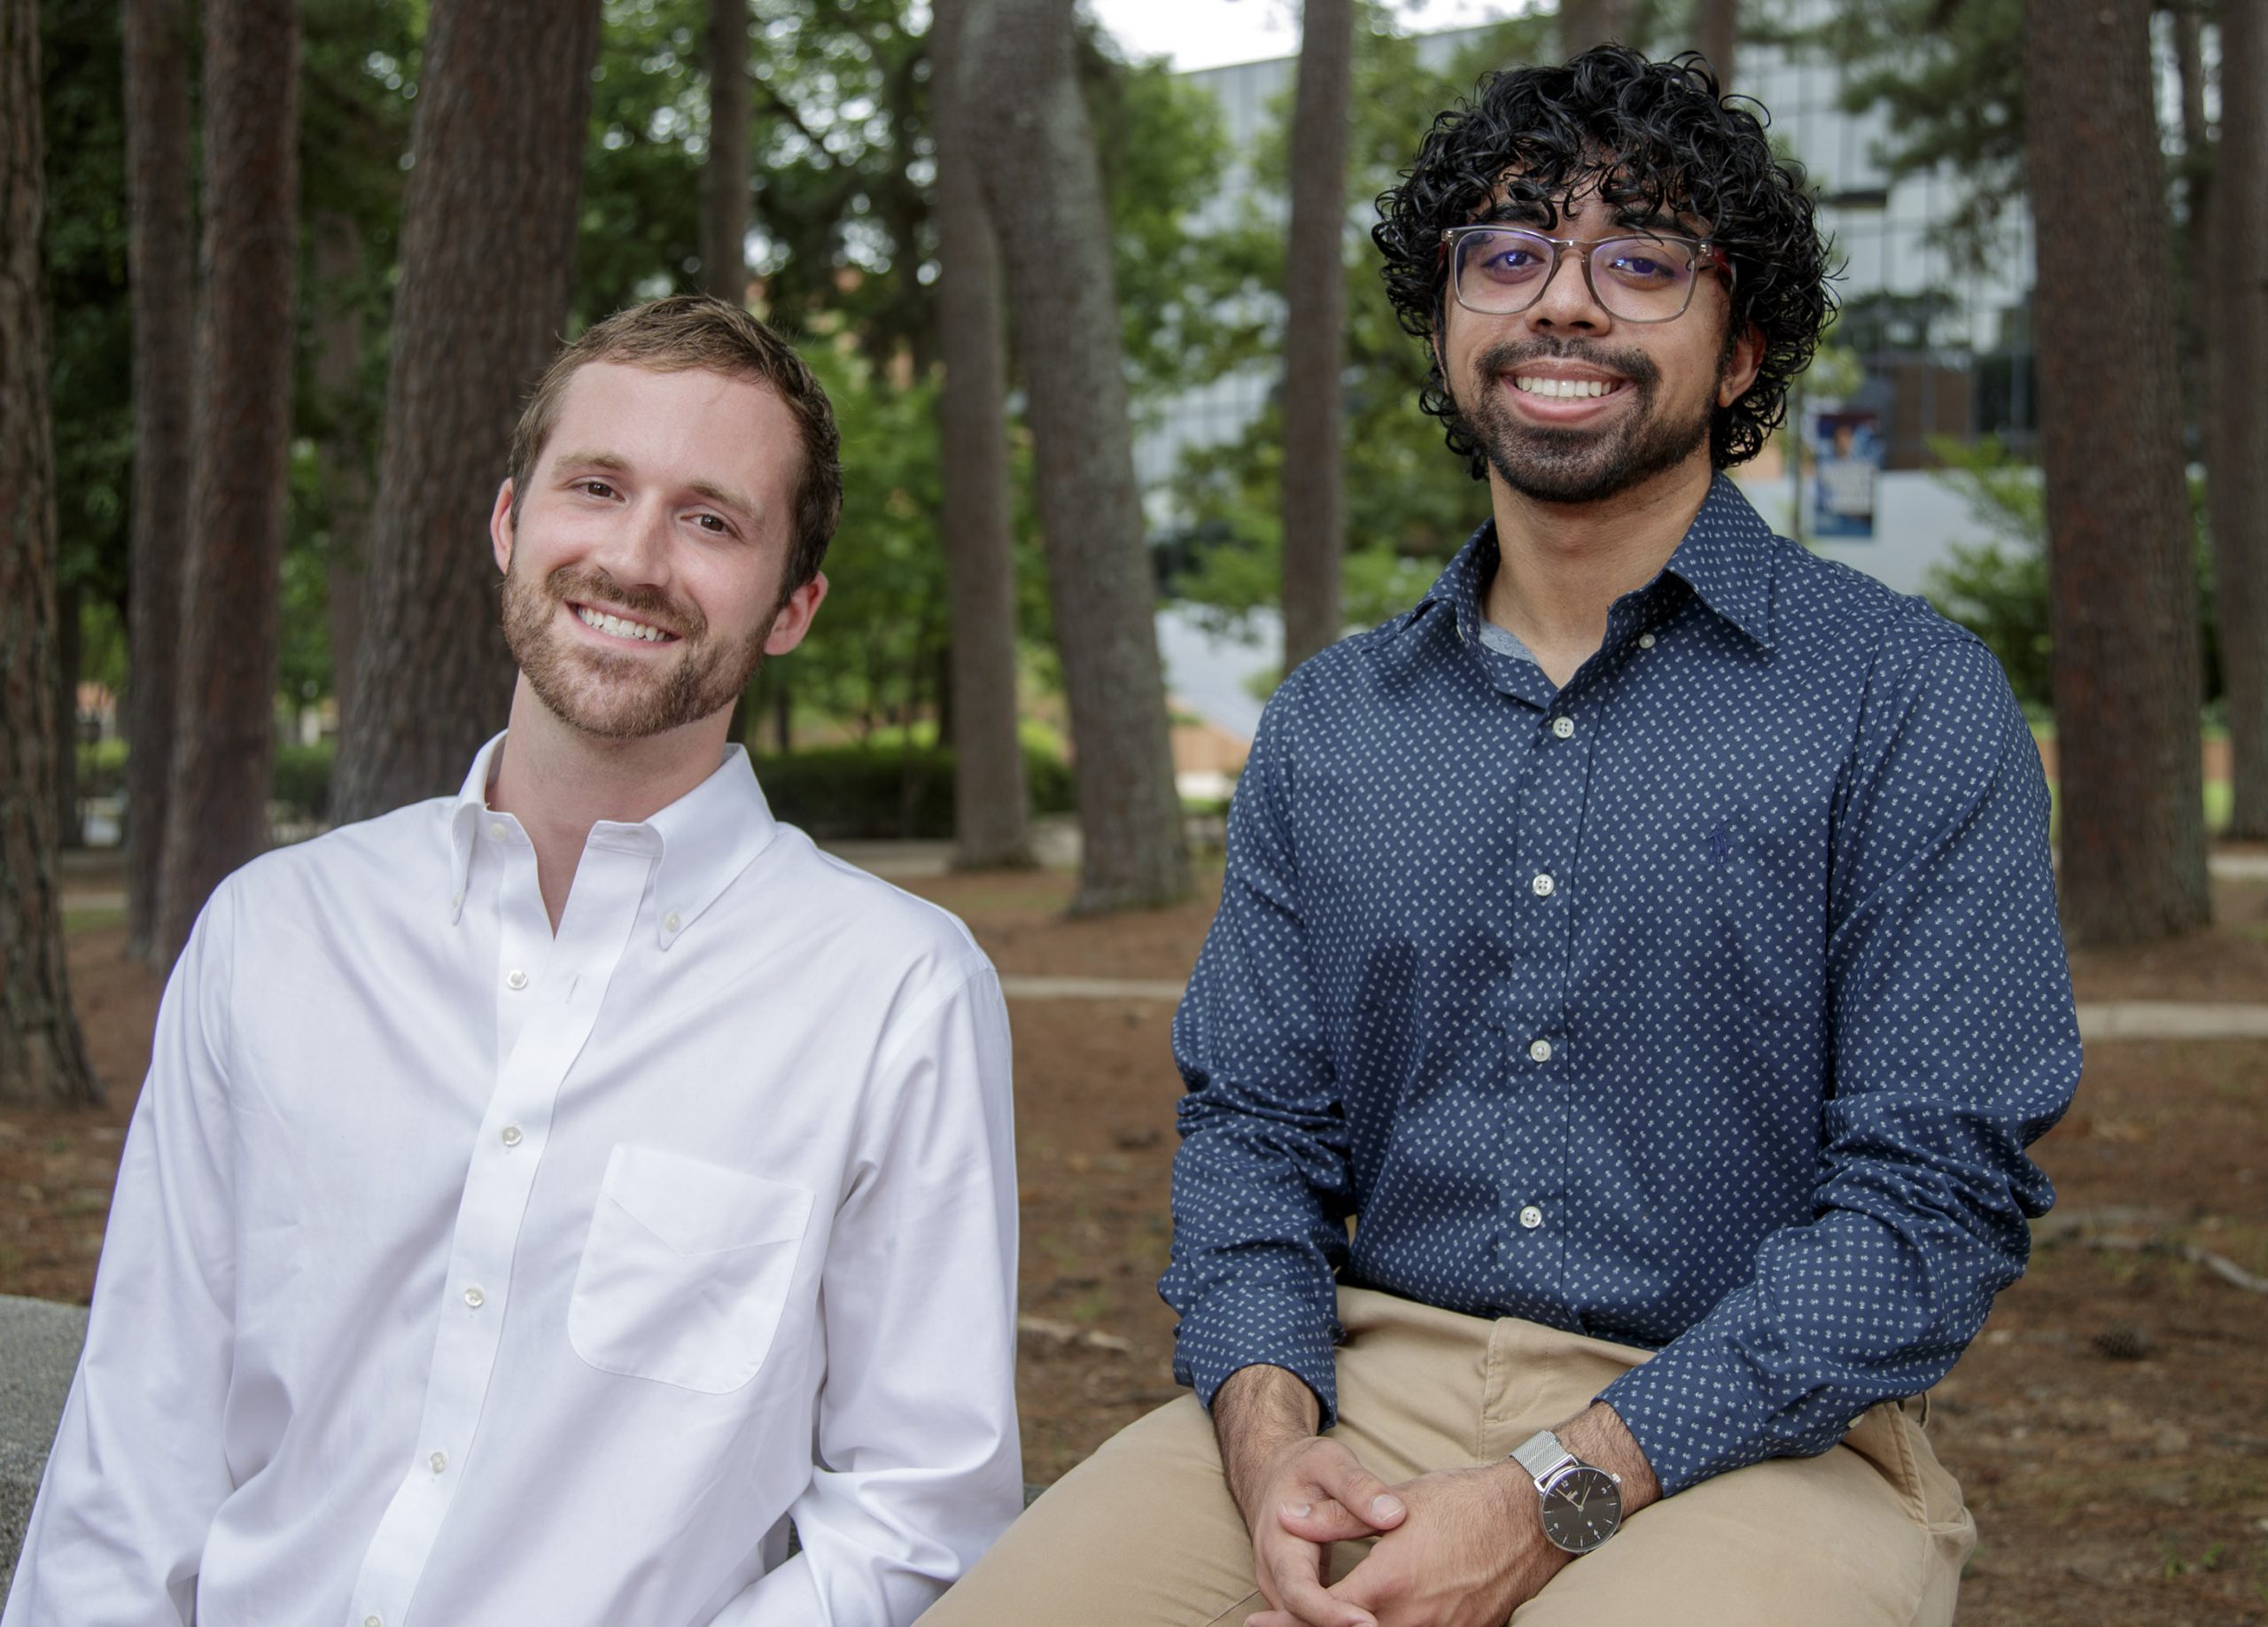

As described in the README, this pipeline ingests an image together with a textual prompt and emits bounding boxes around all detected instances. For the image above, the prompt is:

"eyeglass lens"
[1453,229,1701,322]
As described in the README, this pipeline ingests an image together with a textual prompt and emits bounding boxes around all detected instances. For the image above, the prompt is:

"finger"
[1275,1498,1383,1543]
[1263,1535,1376,1627]
[1307,1457,1407,1531]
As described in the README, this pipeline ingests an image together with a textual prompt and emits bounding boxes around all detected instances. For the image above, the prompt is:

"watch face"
[1538,1465,1622,1553]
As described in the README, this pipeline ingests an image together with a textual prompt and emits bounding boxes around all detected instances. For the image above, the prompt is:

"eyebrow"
[553,449,763,529]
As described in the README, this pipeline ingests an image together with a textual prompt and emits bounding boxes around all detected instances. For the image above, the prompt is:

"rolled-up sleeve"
[1161,677,1356,1425]
[6,886,243,1626]
[1599,632,2081,1494]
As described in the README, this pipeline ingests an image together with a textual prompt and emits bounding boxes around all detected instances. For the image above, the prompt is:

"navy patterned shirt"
[1162,475,2081,1497]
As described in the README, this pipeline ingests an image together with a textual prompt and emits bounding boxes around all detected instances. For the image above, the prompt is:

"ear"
[490,479,517,575]
[1718,323,1766,408]
[763,570,829,658]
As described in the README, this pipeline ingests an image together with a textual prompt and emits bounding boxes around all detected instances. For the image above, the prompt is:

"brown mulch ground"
[6,856,2265,1624]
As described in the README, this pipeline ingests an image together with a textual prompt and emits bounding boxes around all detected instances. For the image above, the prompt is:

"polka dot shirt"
[1161,475,2082,1497]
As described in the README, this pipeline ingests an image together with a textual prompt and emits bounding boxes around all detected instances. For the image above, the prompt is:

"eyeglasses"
[1436,225,1734,323]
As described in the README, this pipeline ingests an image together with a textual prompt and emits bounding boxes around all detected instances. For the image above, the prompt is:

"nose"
[592,491,674,588]
[1526,245,1610,331]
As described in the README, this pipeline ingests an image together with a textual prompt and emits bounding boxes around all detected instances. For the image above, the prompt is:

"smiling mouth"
[571,603,678,644]
[1511,375,1627,400]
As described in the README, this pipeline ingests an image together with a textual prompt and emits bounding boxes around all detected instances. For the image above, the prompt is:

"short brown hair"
[509,295,844,592]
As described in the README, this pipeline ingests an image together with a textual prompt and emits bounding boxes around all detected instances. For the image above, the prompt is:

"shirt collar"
[445,732,780,948]
[1409,472,1778,654]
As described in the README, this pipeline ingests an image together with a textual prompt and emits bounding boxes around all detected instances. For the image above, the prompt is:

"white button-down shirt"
[5,737,1021,1627]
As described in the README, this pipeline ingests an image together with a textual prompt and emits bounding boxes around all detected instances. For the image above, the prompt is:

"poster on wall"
[1812,410,1884,539]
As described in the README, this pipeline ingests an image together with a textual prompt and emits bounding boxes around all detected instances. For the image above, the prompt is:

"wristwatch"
[1511,1428,1623,1554]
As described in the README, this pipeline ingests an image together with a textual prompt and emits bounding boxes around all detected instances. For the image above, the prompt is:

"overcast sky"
[1084,0,1542,73]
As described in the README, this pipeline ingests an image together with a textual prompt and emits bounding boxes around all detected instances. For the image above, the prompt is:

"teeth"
[577,606,666,642]
[1515,376,1615,400]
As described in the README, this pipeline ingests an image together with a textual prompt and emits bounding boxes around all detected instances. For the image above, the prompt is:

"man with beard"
[924,46,2076,1627]
[7,298,1021,1627]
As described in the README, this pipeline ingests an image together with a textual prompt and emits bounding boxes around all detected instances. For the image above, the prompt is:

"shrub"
[751,743,1075,841]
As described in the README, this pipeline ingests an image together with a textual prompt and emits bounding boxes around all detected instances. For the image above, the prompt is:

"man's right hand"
[1213,1365,1409,1627]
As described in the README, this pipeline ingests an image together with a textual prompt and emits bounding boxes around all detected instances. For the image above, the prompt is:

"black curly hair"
[1372,45,1833,477]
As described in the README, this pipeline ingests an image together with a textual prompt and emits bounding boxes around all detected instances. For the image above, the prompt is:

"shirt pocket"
[567,1144,814,1395]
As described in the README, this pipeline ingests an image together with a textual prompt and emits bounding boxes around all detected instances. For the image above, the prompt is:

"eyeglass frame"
[1433,224,1737,323]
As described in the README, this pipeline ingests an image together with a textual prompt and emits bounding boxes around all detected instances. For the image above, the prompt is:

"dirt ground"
[6,857,2264,1624]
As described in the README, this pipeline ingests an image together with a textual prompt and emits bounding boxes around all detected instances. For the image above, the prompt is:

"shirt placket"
[346,821,656,1627]
[1498,678,1594,1306]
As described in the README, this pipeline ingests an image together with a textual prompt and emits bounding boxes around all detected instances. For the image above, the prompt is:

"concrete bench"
[0,1296,89,1597]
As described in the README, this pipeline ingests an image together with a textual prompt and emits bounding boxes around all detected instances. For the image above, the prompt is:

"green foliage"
[578,0,708,319]
[1923,436,2222,714]
[1802,0,2025,267]
[750,743,1075,839]
[41,0,134,611]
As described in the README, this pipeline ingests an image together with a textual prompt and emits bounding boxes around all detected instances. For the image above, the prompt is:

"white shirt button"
[463,1286,485,1309]
[1638,632,1657,649]
[487,821,506,840]
[1519,1204,1544,1229]
[1551,716,1575,740]
[664,911,682,933]
[365,1616,382,1627]
[449,891,462,911]
[429,1451,447,1475]
[1528,1038,1554,1063]
[500,1125,524,1148]
[505,969,528,991]
[1531,873,1556,898]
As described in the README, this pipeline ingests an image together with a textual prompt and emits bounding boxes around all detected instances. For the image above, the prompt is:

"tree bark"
[962,0,1190,912]
[155,0,302,963]
[2024,0,2208,943]
[313,210,371,738]
[333,0,602,823]
[1559,0,1629,53]
[1692,0,1736,87]
[120,0,194,962]
[54,580,81,848]
[2204,0,2268,838]
[1279,0,1353,675]
[931,0,1033,869]
[702,0,750,301]
[1,0,101,1106]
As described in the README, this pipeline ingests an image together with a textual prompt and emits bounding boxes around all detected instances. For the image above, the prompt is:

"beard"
[1456,336,1718,505]
[501,556,770,741]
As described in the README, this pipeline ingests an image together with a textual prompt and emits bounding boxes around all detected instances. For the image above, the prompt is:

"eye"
[692,512,732,534]
[574,478,618,500]
[1471,231,1549,281]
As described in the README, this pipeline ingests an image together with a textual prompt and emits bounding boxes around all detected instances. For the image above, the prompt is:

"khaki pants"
[925,1287,1974,1627]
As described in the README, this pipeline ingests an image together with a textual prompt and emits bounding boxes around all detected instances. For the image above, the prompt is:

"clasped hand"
[1235,1436,1569,1627]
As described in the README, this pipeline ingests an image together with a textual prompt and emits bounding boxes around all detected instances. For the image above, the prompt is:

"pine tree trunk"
[932,0,1033,870]
[313,210,371,739]
[120,0,194,962]
[1559,0,1628,53]
[2205,0,2268,838]
[1,0,101,1107]
[1279,0,1353,675]
[2024,0,2208,943]
[1692,0,1736,87]
[962,0,1190,913]
[155,0,302,964]
[703,0,750,301]
[333,0,602,823]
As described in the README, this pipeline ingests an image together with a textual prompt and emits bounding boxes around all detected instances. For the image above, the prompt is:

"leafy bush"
[271,742,336,821]
[751,744,1075,841]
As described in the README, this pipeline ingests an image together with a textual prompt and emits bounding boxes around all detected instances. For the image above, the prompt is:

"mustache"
[543,564,705,640]
[1472,337,1660,390]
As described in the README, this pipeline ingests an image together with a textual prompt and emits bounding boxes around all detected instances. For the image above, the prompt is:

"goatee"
[1461,337,1714,505]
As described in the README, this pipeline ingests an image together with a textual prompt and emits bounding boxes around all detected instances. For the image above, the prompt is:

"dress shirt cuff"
[1593,1337,1858,1498]
[1172,1288,1343,1428]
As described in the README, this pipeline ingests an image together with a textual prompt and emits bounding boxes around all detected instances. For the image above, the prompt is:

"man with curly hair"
[925,45,2076,1627]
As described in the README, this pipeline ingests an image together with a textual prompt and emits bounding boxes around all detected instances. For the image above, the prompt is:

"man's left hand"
[1247,1460,1565,1627]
